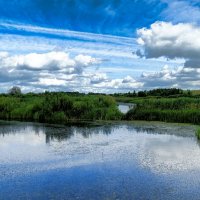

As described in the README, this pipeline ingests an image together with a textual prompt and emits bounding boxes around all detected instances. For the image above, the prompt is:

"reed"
[0,92,122,123]
[124,97,200,124]
[196,127,200,140]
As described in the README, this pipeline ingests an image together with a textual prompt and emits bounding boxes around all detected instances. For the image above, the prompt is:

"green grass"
[196,127,200,140]
[0,92,122,123]
[2,89,200,125]
[191,90,200,96]
[123,97,200,124]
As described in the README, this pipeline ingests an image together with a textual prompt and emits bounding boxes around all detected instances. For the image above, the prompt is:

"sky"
[0,0,200,93]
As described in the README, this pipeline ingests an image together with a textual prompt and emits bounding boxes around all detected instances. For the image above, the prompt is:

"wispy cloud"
[0,0,164,37]
[1,1,200,93]
[0,22,179,93]
[162,0,200,24]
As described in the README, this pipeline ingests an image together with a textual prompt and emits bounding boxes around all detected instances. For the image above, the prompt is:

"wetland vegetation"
[0,90,122,123]
[1,87,200,127]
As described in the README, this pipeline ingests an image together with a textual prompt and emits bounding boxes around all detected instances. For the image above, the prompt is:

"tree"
[138,91,147,97]
[8,86,22,95]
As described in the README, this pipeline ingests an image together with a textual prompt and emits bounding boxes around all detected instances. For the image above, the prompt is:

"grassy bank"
[0,92,122,123]
[1,88,200,126]
[123,97,200,124]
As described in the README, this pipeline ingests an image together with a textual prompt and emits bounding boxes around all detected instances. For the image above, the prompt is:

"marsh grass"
[0,92,122,123]
[124,97,200,124]
[196,127,200,140]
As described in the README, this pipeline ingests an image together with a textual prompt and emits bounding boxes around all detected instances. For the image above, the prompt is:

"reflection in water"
[45,125,113,143]
[127,121,196,138]
[118,103,135,114]
[0,121,113,144]
[0,121,200,200]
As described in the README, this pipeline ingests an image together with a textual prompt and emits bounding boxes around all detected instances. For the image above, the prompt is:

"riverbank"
[1,90,200,127]
[117,97,200,125]
[0,92,122,123]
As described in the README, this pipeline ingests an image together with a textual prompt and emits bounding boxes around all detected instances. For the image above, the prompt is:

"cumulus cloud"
[37,78,67,86]
[89,73,108,84]
[140,65,200,89]
[0,51,99,74]
[0,50,144,93]
[137,21,200,68]
[0,51,104,92]
[92,76,143,90]
[122,75,136,83]
[0,51,9,59]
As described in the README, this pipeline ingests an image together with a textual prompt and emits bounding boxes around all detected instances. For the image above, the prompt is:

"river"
[0,120,200,200]
[118,102,135,114]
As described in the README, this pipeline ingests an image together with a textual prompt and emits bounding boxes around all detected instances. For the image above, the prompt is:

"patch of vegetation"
[112,88,192,98]
[0,91,122,123]
[196,127,200,140]
[1,87,200,125]
[124,97,200,124]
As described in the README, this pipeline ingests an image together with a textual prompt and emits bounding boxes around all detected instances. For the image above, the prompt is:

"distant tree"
[187,90,192,96]
[138,91,147,97]
[8,86,22,95]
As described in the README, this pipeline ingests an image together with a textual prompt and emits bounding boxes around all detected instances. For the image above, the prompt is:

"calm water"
[0,120,200,200]
[118,103,135,113]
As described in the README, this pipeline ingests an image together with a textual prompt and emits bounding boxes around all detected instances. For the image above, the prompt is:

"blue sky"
[0,0,166,37]
[0,0,200,93]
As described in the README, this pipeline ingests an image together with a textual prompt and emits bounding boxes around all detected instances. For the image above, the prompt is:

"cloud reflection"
[0,121,199,177]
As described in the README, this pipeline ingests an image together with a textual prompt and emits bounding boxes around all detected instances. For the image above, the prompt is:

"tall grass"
[196,127,200,140]
[124,97,200,124]
[0,93,122,123]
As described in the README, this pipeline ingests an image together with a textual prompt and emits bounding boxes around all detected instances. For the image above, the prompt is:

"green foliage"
[125,97,200,124]
[196,127,200,140]
[113,88,186,98]
[8,86,22,96]
[0,92,121,123]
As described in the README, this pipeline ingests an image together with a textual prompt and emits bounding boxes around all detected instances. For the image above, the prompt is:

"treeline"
[0,92,122,123]
[112,88,192,97]
[124,97,200,124]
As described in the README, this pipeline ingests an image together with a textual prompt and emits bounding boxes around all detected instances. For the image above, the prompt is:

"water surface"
[0,120,200,200]
[118,102,135,113]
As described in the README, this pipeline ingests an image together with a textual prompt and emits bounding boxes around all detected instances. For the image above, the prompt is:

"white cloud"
[0,51,9,59]
[0,50,144,93]
[3,21,200,92]
[38,78,67,86]
[0,22,136,59]
[140,65,200,89]
[134,21,200,90]
[122,75,136,83]
[90,73,108,84]
[75,54,100,67]
[92,76,143,90]
[0,51,98,73]
[0,51,103,92]
[161,0,200,24]
[137,21,200,68]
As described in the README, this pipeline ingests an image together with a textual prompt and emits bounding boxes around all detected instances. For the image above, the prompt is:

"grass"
[123,97,200,124]
[0,92,122,123]
[2,88,200,126]
[196,127,200,140]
